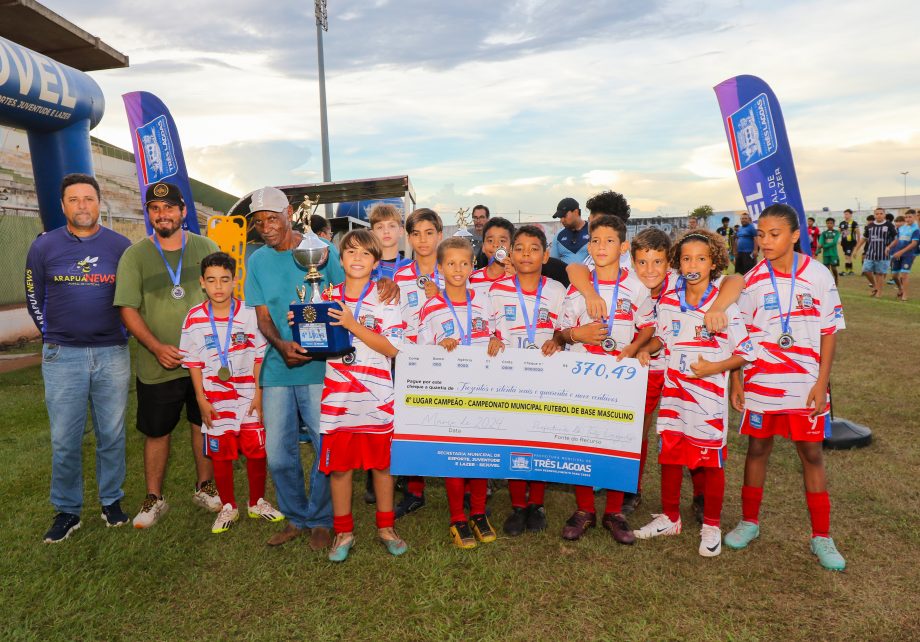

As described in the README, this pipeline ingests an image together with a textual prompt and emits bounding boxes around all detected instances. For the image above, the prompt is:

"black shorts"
[734,253,757,276]
[136,376,202,437]
[840,240,856,257]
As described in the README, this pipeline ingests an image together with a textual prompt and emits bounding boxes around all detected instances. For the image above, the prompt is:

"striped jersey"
[738,255,844,415]
[655,281,755,449]
[560,268,653,357]
[393,262,443,343]
[638,269,679,373]
[319,282,405,435]
[489,275,566,349]
[469,265,507,299]
[180,300,266,437]
[417,289,494,347]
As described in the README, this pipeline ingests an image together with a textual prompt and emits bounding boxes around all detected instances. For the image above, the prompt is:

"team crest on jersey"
[232,331,247,346]
[749,412,763,429]
[616,298,632,314]
[204,334,217,349]
[472,317,485,333]
[694,325,712,341]
[796,293,814,309]
[441,320,455,335]
[834,305,843,320]
[763,293,779,310]
[672,320,681,334]
[741,340,754,352]
[361,314,376,329]
[407,291,419,307]
[504,305,516,321]
[538,307,550,323]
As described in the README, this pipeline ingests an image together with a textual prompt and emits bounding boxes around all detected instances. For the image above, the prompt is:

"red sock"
[376,510,395,529]
[637,438,649,493]
[333,513,354,534]
[212,459,235,508]
[407,476,425,496]
[469,478,488,515]
[528,481,546,506]
[574,485,595,514]
[508,480,527,508]
[690,466,705,497]
[741,485,764,524]
[703,467,725,527]
[445,477,467,523]
[661,464,682,523]
[604,490,624,514]
[806,491,831,538]
[246,457,267,507]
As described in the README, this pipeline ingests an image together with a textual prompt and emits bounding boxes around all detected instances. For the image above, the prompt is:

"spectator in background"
[688,217,699,230]
[806,217,821,254]
[716,216,736,261]
[734,213,758,275]
[550,197,589,265]
[857,208,897,297]
[471,204,489,266]
[310,214,332,240]
[888,210,919,301]
[838,209,859,275]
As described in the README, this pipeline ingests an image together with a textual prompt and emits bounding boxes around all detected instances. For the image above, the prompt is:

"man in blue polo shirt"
[734,212,759,275]
[550,197,590,265]
[25,173,132,543]
[245,186,346,549]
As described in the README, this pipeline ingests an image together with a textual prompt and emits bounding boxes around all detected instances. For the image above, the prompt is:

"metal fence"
[0,208,43,306]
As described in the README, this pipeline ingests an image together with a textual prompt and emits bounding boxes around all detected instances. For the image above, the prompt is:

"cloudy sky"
[43,0,920,219]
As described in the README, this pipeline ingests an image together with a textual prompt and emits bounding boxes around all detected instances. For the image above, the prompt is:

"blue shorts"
[890,253,915,273]
[862,259,890,274]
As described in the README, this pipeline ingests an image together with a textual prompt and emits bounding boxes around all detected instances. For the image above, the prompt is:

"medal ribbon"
[341,280,374,348]
[514,276,544,347]
[152,230,186,290]
[207,298,236,373]
[414,261,441,288]
[676,277,714,313]
[592,268,622,340]
[765,252,798,341]
[443,289,473,345]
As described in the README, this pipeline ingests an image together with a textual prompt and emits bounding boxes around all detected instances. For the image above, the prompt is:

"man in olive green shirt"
[114,182,221,528]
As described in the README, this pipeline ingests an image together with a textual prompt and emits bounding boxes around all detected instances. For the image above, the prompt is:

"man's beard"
[155,221,181,238]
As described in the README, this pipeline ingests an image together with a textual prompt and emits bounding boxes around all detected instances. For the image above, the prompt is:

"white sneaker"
[211,503,239,534]
[133,494,169,529]
[192,480,222,512]
[633,513,682,539]
[248,498,285,523]
[699,524,722,557]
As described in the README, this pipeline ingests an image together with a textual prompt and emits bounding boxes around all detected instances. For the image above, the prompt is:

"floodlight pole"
[315,0,332,217]
[901,171,909,207]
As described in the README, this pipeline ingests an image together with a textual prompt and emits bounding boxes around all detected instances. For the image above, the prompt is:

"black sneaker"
[692,495,705,525]
[621,492,642,515]
[503,506,527,537]
[101,500,130,527]
[525,504,547,532]
[395,492,425,519]
[363,472,376,505]
[43,512,81,543]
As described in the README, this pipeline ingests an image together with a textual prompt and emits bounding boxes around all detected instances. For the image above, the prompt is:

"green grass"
[1,275,919,640]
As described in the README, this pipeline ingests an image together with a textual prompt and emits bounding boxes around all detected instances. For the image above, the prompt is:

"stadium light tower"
[901,171,909,206]
[315,0,332,216]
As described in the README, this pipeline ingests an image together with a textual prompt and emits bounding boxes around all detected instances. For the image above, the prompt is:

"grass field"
[2,275,919,641]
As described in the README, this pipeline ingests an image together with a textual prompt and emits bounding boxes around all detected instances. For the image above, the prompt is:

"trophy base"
[289,301,355,360]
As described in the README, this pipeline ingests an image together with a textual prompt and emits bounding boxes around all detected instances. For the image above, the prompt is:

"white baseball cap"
[249,186,290,214]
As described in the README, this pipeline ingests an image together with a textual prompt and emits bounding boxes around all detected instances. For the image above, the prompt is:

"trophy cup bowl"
[289,230,355,360]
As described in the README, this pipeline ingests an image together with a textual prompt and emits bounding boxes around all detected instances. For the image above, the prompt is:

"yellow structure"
[206,215,248,299]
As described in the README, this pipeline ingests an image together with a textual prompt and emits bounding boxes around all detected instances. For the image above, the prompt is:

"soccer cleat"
[328,532,355,562]
[248,498,285,522]
[449,521,478,549]
[561,510,597,541]
[211,503,239,534]
[193,480,222,512]
[525,504,547,533]
[133,494,169,529]
[602,512,636,545]
[724,520,760,550]
[699,524,722,557]
[811,536,846,571]
[470,513,497,543]
[43,512,81,543]
[395,492,426,519]
[378,529,408,557]
[633,513,682,539]
[691,495,705,525]
[503,507,528,537]
[621,492,642,515]
[100,500,130,527]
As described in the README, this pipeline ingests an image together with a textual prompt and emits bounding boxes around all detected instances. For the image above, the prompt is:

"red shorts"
[319,431,393,473]
[644,370,665,416]
[203,427,266,461]
[658,431,726,468]
[739,410,829,443]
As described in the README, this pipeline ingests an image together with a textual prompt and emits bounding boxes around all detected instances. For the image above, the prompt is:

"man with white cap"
[245,186,345,549]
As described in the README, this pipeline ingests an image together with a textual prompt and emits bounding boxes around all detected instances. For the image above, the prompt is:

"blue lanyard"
[676,277,714,313]
[374,256,410,281]
[592,268,621,339]
[414,261,441,288]
[152,231,186,288]
[653,272,669,314]
[514,276,544,346]
[765,253,798,337]
[443,290,473,345]
[341,281,373,347]
[207,299,236,370]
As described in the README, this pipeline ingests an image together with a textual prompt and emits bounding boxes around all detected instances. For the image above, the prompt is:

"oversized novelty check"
[392,345,648,491]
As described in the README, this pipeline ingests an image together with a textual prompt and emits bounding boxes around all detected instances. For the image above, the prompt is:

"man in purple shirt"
[25,174,132,543]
